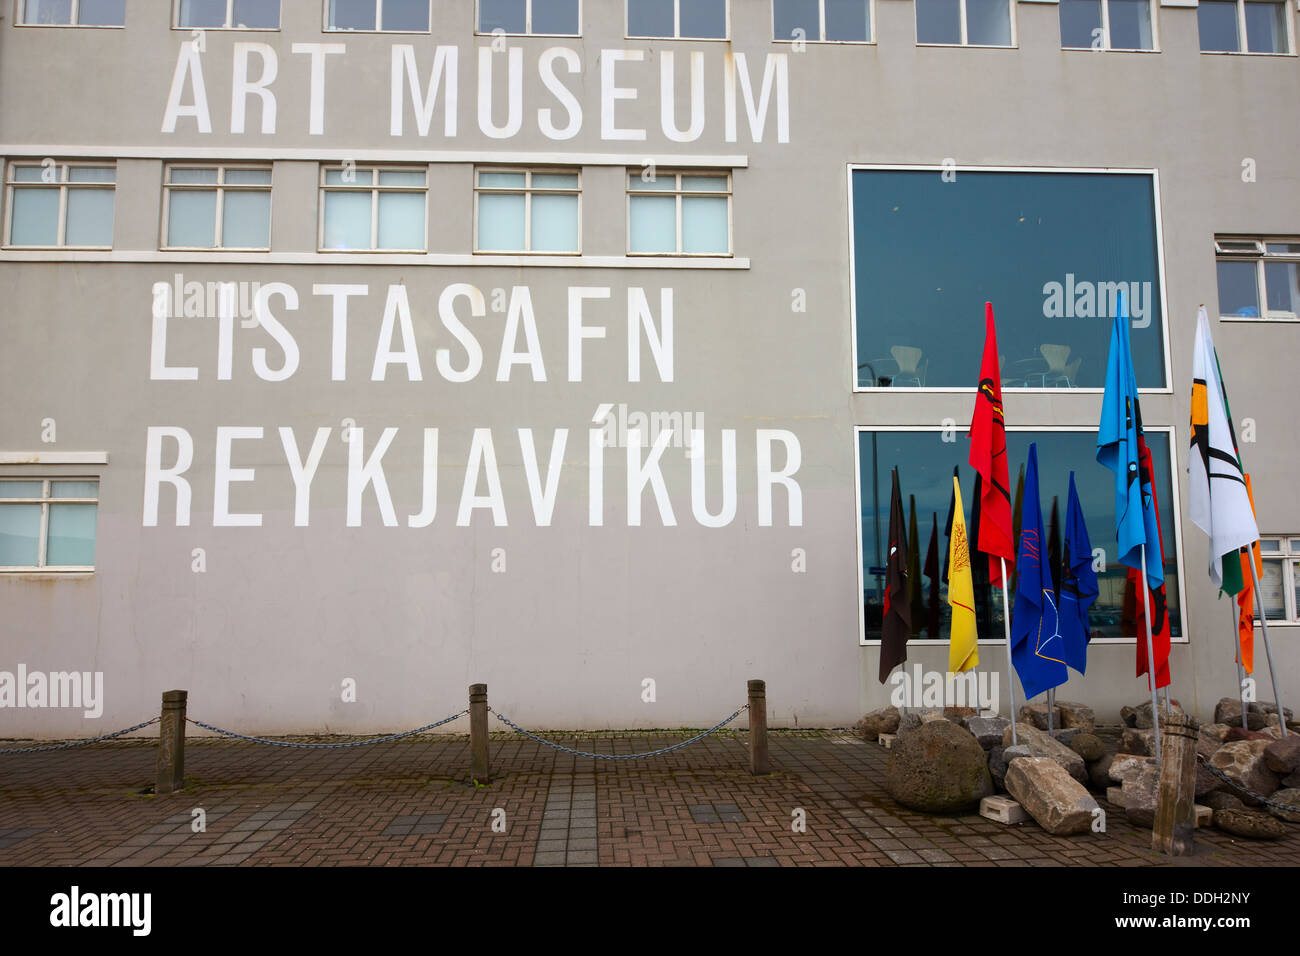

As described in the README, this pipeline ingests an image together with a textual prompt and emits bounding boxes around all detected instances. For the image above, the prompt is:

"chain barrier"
[488,704,748,760]
[1195,752,1300,817]
[186,710,469,749]
[0,717,160,755]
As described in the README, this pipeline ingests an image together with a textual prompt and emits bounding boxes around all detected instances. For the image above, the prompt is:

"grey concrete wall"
[1,0,1297,735]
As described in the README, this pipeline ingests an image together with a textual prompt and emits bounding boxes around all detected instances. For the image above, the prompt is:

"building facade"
[1,0,1298,736]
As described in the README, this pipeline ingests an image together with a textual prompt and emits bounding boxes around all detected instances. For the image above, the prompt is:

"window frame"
[3,160,116,250]
[318,164,429,253]
[1059,0,1160,52]
[771,0,875,44]
[323,0,432,33]
[1215,236,1300,322]
[15,0,126,27]
[161,163,274,251]
[853,424,1189,647]
[172,0,281,30]
[625,0,730,40]
[473,167,582,255]
[475,0,582,36]
[626,169,734,258]
[1257,536,1300,624]
[914,0,1017,48]
[0,477,100,573]
[1197,0,1296,55]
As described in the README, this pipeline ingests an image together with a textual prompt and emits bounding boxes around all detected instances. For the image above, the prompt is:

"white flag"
[1187,307,1258,587]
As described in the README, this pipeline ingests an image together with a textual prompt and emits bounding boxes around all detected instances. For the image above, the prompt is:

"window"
[18,0,125,25]
[850,168,1167,389]
[1198,0,1292,53]
[326,0,429,31]
[479,0,579,35]
[856,430,1182,644]
[5,162,115,248]
[164,166,272,250]
[916,0,1013,45]
[627,0,727,38]
[1060,0,1155,50]
[176,0,279,28]
[475,169,580,254]
[320,166,426,251]
[0,479,99,571]
[1258,538,1300,622]
[628,171,730,256]
[1215,237,1300,320]
[774,0,872,42]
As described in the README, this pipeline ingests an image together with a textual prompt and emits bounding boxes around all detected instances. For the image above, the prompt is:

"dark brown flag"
[925,513,941,639]
[879,469,912,683]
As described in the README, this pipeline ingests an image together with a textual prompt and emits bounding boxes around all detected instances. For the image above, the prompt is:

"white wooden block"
[980,795,1029,824]
[878,733,897,749]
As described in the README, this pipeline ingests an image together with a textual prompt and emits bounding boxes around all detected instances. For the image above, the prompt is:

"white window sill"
[0,249,750,269]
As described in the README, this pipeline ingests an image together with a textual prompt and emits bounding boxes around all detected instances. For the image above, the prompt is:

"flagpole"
[1230,603,1249,730]
[1000,557,1018,747]
[1139,544,1162,766]
[1046,687,1055,734]
[1248,558,1289,738]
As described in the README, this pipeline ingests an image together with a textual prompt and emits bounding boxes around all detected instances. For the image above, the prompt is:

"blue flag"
[1010,443,1069,699]
[1096,290,1164,586]
[1059,472,1099,676]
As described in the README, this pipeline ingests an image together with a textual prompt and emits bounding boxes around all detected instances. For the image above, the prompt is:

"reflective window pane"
[1060,0,1102,47]
[325,168,372,186]
[1217,260,1260,317]
[47,503,97,566]
[1198,0,1240,51]
[329,0,376,30]
[168,189,217,247]
[682,195,728,254]
[68,167,115,183]
[917,0,962,43]
[0,481,44,498]
[0,504,41,567]
[232,0,280,28]
[170,168,220,185]
[25,0,72,24]
[478,193,526,250]
[480,0,526,33]
[222,189,271,248]
[967,0,1012,45]
[1108,0,1153,49]
[679,0,726,37]
[532,0,580,34]
[1265,242,1300,255]
[12,166,45,183]
[1264,261,1300,315]
[1245,0,1287,52]
[628,176,675,191]
[381,0,429,30]
[9,188,60,245]
[179,0,227,27]
[530,193,579,251]
[629,195,677,253]
[378,170,426,187]
[774,0,819,40]
[224,168,272,185]
[1259,559,1285,619]
[532,173,579,189]
[78,0,126,25]
[628,0,675,36]
[825,0,870,40]
[51,481,98,498]
[64,187,114,245]
[377,191,425,248]
[323,191,372,249]
[682,175,727,191]
[479,172,527,188]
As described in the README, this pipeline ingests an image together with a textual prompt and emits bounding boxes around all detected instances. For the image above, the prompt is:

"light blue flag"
[1096,290,1164,586]
[1059,472,1099,676]
[1011,443,1069,700]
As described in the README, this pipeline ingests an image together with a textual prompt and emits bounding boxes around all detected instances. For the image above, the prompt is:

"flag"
[1235,475,1263,674]
[1130,434,1171,689]
[908,495,923,637]
[1097,290,1163,586]
[942,465,958,583]
[1008,463,1026,598]
[879,468,911,683]
[1010,443,1069,699]
[968,472,992,637]
[948,476,979,673]
[968,302,1015,586]
[1047,497,1062,595]
[925,515,941,638]
[1060,472,1098,676]
[1188,306,1258,589]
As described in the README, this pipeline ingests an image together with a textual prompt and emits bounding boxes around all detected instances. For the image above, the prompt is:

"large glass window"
[476,169,580,254]
[6,162,115,248]
[774,0,871,42]
[0,479,99,570]
[1060,0,1154,49]
[1198,0,1292,53]
[164,165,272,249]
[1215,238,1300,320]
[628,171,730,256]
[857,430,1181,643]
[321,166,426,252]
[176,0,280,28]
[479,0,579,35]
[851,168,1166,389]
[1257,538,1300,622]
[628,0,727,38]
[327,0,430,31]
[916,0,1013,46]
[20,0,125,25]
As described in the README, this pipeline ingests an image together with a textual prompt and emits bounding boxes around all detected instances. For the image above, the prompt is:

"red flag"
[1236,474,1262,674]
[968,303,1015,586]
[1127,435,1171,689]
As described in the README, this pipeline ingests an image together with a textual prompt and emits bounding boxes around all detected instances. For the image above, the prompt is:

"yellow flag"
[948,475,979,673]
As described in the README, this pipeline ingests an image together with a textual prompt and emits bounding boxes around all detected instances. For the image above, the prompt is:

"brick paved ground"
[1,728,1298,867]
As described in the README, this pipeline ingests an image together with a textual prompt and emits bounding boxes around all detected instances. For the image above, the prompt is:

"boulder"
[886,720,994,813]
[1200,723,1233,745]
[1259,701,1295,722]
[1109,754,1155,785]
[1267,788,1300,824]
[1201,791,1244,812]
[965,716,1011,751]
[1131,699,1183,729]
[1005,757,1101,835]
[1056,701,1096,734]
[1120,728,1156,756]
[1000,723,1087,784]
[1120,705,1139,728]
[1069,733,1105,763]
[943,706,979,722]
[897,708,948,733]
[1018,703,1058,731]
[1213,808,1290,839]
[1209,740,1281,807]
[1284,769,1300,790]
[1195,728,1226,799]
[1120,760,1162,828]
[988,745,1009,792]
[1214,697,1254,726]
[1089,753,1116,792]
[856,706,900,741]
[1054,728,1083,747]
[1224,727,1270,743]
